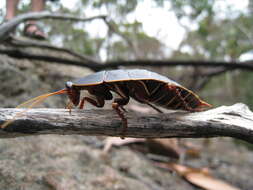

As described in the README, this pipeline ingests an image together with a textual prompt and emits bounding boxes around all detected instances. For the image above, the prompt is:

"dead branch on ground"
[1,45,253,72]
[9,36,101,65]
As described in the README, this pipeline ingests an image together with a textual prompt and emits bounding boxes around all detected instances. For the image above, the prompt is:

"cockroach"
[2,69,211,138]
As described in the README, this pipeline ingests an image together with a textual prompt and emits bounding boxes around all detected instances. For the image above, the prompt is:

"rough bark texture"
[0,103,252,144]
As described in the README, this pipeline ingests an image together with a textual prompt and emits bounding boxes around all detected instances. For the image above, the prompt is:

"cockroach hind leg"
[112,102,128,139]
[120,119,128,139]
[146,102,163,113]
[119,106,127,112]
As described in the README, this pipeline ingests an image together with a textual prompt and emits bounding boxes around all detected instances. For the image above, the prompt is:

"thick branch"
[9,36,101,65]
[1,47,253,72]
[0,103,253,144]
[104,59,253,71]
[0,11,106,41]
[0,48,99,70]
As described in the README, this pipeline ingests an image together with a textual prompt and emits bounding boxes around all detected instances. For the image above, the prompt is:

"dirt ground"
[0,51,253,190]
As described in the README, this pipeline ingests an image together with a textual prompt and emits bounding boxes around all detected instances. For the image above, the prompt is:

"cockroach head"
[65,81,73,89]
[65,81,80,106]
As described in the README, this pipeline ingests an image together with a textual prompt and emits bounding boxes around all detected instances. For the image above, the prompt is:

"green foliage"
[238,72,253,109]
[106,20,165,60]
[171,0,214,19]
[234,139,253,150]
[92,0,138,16]
[178,13,253,60]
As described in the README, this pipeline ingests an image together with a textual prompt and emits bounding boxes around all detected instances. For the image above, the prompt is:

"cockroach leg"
[65,101,73,114]
[119,106,127,112]
[146,102,163,113]
[174,87,194,111]
[79,96,105,109]
[111,97,129,139]
[79,98,85,109]
[128,81,163,113]
[112,102,128,139]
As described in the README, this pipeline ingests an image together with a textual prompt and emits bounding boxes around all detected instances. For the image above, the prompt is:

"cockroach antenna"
[1,89,67,129]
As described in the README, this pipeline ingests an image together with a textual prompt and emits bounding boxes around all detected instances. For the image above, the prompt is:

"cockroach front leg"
[65,101,74,114]
[112,97,129,139]
[79,96,105,109]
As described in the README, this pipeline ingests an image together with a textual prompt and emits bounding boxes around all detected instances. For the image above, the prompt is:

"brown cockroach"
[2,69,211,137]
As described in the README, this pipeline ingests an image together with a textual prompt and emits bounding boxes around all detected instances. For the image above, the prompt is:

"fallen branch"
[0,48,97,70]
[104,59,253,71]
[9,36,101,65]
[0,103,252,144]
[1,46,253,73]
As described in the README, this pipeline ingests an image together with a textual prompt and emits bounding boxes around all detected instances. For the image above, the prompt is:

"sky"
[0,0,249,51]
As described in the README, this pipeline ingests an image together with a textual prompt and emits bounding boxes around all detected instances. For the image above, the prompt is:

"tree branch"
[0,11,106,41]
[104,59,253,71]
[1,46,253,73]
[0,48,100,71]
[0,103,253,144]
[9,36,102,65]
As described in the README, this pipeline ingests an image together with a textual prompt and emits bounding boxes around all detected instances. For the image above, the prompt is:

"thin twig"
[104,19,140,58]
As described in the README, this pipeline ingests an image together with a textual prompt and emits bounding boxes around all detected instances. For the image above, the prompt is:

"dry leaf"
[183,141,202,158]
[156,163,241,190]
[185,148,201,158]
[146,139,181,159]
[103,137,145,154]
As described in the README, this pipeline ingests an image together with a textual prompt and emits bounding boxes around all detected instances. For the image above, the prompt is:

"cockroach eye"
[65,81,73,88]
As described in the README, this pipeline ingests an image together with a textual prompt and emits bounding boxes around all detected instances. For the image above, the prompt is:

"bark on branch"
[0,103,253,144]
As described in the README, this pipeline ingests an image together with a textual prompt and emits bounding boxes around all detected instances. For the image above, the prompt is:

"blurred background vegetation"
[1,0,252,109]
